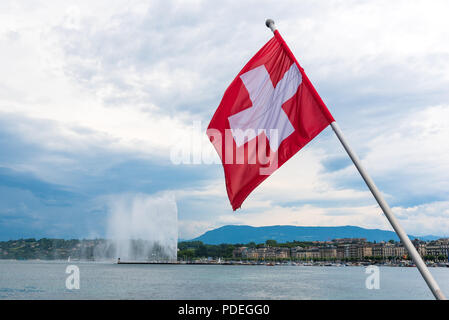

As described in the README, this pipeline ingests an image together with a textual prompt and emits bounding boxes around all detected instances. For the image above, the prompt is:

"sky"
[1,0,449,240]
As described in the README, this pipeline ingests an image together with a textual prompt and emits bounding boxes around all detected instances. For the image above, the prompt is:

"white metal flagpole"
[265,19,446,300]
[330,121,446,300]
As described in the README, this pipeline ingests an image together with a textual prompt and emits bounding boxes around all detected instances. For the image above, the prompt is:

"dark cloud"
[0,113,219,239]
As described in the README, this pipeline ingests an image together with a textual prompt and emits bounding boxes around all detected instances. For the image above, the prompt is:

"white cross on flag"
[228,63,301,151]
[207,30,335,210]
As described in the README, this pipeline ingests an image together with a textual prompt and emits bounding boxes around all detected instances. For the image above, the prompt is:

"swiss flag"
[207,30,335,210]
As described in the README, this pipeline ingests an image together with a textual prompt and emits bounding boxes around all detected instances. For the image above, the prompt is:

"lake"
[0,260,448,299]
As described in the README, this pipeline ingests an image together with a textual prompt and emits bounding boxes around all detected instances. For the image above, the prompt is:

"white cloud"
[392,201,449,236]
[178,219,214,240]
[330,105,449,199]
[365,105,449,181]
[2,0,449,160]
[247,144,372,207]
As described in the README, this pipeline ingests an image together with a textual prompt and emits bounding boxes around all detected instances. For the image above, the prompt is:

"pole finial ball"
[265,19,276,32]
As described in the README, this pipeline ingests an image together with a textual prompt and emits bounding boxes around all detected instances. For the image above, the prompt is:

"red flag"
[207,30,335,210]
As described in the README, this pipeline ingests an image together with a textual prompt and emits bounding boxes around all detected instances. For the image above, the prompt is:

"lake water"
[0,260,448,299]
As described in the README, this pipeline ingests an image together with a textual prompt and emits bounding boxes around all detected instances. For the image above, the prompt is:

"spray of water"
[105,192,178,262]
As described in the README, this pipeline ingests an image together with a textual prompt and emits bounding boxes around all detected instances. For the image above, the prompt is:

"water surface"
[0,260,448,299]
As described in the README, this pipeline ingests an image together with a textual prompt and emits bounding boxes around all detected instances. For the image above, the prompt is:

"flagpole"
[265,19,446,300]
[330,121,445,300]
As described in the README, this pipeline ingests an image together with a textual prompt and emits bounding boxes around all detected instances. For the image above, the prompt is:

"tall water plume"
[105,192,178,262]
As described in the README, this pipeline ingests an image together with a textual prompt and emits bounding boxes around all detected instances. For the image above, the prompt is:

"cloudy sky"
[1,0,449,240]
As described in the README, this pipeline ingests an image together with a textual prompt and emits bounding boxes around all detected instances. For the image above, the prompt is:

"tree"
[265,240,277,247]
[247,242,256,248]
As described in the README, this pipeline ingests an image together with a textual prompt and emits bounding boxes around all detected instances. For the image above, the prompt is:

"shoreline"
[116,260,449,268]
[0,259,448,268]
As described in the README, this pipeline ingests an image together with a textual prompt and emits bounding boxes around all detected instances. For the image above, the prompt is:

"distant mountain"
[189,225,441,245]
